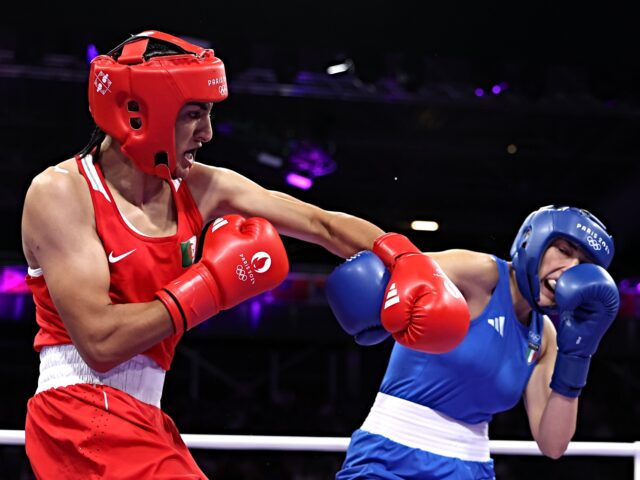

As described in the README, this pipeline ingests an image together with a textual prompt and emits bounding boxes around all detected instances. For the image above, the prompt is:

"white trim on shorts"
[36,344,166,408]
[361,392,491,462]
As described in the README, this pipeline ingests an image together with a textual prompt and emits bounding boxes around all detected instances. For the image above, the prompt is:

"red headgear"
[88,30,228,178]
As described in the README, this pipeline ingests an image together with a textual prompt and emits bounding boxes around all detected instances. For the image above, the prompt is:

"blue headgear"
[510,205,614,314]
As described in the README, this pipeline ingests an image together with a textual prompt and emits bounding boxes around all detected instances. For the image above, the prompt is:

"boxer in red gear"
[21,30,389,479]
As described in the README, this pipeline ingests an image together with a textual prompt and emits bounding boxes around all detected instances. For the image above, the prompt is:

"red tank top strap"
[169,177,204,239]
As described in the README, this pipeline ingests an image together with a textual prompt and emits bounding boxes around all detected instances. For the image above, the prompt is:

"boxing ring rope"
[1,430,638,478]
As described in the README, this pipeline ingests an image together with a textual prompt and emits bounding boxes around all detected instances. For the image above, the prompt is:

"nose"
[195,116,214,143]
[565,256,580,271]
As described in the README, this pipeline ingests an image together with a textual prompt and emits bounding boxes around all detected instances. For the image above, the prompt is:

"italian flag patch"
[526,330,541,365]
[526,346,539,364]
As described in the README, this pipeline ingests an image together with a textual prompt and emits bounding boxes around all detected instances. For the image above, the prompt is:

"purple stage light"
[286,172,313,190]
[289,143,336,178]
[249,300,262,328]
[619,278,640,295]
[618,278,640,318]
[261,290,276,304]
[474,87,485,97]
[0,266,29,293]
[284,140,336,189]
[86,44,99,63]
[215,121,234,136]
[491,82,509,95]
[0,265,31,321]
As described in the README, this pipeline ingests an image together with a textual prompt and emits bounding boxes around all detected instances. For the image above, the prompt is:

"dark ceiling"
[1,2,638,278]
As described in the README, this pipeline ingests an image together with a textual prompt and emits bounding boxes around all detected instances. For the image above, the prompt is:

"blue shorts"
[336,429,495,480]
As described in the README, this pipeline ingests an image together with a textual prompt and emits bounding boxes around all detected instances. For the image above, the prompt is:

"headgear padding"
[510,205,614,314]
[88,30,228,178]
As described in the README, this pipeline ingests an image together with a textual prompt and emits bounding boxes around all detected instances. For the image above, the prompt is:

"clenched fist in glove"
[156,215,289,335]
[373,233,470,353]
[550,263,620,397]
[326,251,391,346]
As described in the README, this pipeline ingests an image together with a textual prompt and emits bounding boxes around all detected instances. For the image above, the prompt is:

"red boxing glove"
[373,233,470,353]
[157,215,289,335]
[373,232,421,268]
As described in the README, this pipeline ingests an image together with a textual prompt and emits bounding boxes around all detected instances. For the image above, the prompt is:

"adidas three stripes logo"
[384,283,400,309]
[487,316,505,337]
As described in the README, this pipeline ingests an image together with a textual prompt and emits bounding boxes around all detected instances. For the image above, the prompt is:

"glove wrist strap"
[373,233,421,268]
[156,289,187,335]
[550,351,591,398]
[156,263,221,335]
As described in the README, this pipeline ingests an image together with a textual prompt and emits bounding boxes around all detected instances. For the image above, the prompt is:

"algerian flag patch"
[180,235,197,267]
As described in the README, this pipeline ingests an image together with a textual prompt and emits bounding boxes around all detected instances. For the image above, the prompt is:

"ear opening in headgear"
[154,152,169,168]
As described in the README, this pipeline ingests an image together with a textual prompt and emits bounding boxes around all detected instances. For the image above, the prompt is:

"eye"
[559,241,577,256]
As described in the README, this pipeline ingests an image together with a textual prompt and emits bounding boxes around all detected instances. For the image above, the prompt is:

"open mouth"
[544,278,557,292]
[541,278,557,303]
[182,149,197,167]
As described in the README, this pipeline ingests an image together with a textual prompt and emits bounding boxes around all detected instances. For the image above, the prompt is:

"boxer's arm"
[187,164,384,258]
[426,249,498,319]
[22,168,174,372]
[523,317,577,459]
[525,264,619,457]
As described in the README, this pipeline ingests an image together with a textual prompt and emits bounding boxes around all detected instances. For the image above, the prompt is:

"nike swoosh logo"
[108,249,137,263]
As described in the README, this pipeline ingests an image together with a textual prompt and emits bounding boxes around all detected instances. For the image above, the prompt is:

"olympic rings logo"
[236,265,248,281]
[587,236,602,250]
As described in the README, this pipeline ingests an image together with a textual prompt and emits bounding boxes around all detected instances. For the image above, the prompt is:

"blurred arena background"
[1,2,638,478]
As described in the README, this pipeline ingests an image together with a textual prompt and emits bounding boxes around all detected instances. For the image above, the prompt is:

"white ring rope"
[3,430,639,479]
[2,430,639,478]
[0,429,638,456]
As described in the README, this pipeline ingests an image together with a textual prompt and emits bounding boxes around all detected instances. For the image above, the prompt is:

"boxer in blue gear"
[327,205,620,479]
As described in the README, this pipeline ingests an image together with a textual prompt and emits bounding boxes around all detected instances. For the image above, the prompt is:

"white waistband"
[36,345,166,408]
[361,392,490,462]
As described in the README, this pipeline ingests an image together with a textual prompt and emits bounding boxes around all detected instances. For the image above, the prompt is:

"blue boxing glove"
[326,251,391,346]
[550,264,620,397]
